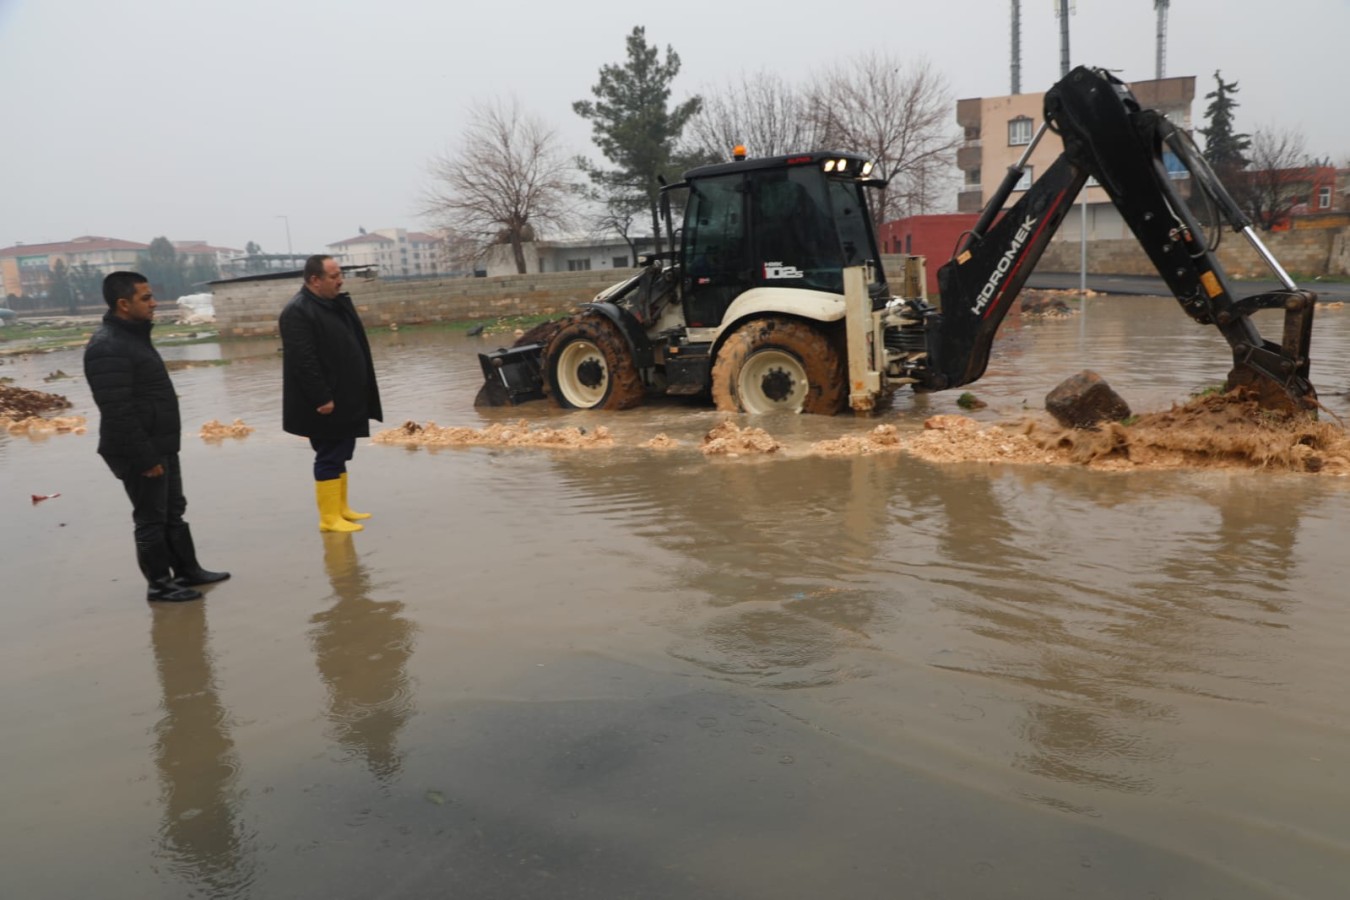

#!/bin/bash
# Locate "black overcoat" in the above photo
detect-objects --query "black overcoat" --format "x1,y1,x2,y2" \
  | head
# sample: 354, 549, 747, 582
83, 313, 182, 479
278, 288, 383, 439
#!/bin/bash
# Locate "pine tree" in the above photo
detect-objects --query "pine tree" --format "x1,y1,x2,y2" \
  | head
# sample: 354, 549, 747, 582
573, 26, 701, 256
1198, 70, 1250, 170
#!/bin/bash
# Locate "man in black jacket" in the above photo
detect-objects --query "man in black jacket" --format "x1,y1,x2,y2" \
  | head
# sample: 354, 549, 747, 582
84, 272, 230, 602
279, 255, 383, 532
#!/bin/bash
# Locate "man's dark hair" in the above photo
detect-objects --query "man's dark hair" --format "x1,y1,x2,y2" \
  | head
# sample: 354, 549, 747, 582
102, 271, 148, 308
304, 255, 335, 282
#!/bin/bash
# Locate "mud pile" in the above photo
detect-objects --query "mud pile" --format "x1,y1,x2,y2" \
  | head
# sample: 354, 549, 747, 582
199, 419, 254, 441
902, 415, 1062, 465
1, 384, 71, 418
700, 421, 780, 456
641, 434, 680, 450
372, 419, 614, 449
811, 424, 904, 457
899, 393, 1350, 475
3, 415, 85, 435
1023, 393, 1350, 474
0, 384, 83, 434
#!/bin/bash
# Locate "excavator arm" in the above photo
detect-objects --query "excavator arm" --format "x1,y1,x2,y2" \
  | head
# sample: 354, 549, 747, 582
921, 66, 1316, 412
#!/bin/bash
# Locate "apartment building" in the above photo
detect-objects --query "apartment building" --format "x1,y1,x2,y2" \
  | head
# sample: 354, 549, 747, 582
0, 235, 149, 298
955, 75, 1196, 241
327, 228, 447, 278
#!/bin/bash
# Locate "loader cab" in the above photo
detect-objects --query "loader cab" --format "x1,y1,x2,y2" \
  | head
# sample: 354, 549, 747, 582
675, 151, 888, 328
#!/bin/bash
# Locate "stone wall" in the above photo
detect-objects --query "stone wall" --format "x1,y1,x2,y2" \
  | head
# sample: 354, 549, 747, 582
213, 232, 1349, 340
1038, 226, 1349, 278
214, 269, 640, 338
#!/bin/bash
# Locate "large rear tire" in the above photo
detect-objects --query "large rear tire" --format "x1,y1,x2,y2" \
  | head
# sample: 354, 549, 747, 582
711, 317, 846, 415
542, 316, 644, 410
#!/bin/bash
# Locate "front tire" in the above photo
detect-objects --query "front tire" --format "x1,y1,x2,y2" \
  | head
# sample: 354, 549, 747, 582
711, 317, 845, 415
543, 316, 644, 410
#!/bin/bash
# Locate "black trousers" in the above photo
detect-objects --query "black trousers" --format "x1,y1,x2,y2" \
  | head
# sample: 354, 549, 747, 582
310, 436, 356, 481
120, 452, 188, 547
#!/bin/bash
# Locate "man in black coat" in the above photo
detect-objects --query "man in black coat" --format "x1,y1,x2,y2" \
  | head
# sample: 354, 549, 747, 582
84, 272, 230, 602
279, 255, 383, 532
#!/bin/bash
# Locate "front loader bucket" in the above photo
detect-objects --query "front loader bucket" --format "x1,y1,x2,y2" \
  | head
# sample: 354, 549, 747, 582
476, 343, 546, 406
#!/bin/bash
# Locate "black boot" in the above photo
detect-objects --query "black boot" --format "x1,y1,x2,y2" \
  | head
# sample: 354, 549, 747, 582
166, 523, 230, 586
137, 541, 203, 602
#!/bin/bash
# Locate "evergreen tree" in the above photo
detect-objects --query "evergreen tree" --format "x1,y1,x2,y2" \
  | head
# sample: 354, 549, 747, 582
137, 236, 187, 300
1198, 70, 1250, 170
573, 26, 701, 255
48, 259, 76, 314
69, 261, 104, 308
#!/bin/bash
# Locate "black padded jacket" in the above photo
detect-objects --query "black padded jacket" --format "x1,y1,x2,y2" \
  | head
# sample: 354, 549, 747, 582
83, 313, 181, 478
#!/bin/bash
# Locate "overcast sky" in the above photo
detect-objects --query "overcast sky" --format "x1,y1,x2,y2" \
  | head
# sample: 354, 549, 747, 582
2, 0, 1346, 254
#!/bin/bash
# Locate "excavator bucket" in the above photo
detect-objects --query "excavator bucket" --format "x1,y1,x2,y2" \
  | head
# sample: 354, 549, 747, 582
476, 344, 546, 406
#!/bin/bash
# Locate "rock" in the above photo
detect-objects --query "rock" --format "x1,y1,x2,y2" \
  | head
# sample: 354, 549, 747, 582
1021, 292, 1072, 317
1045, 370, 1131, 428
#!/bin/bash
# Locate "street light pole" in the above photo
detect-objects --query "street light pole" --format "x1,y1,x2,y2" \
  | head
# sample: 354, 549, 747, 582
276, 215, 293, 256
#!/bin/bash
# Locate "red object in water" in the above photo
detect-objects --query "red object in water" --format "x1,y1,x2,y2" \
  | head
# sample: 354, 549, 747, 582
31, 493, 61, 504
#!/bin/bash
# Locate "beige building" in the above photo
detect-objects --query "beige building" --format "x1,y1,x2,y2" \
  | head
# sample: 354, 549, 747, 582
0, 235, 149, 298
481, 236, 656, 277
955, 75, 1196, 241
327, 228, 447, 278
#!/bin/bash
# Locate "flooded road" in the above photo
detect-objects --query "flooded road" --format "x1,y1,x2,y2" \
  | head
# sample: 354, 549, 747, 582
3, 296, 1350, 898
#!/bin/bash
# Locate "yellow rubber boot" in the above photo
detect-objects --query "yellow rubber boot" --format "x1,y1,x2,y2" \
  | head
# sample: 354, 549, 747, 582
316, 479, 363, 532
339, 472, 371, 521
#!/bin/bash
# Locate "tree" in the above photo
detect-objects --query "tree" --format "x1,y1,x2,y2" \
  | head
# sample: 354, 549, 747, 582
69, 261, 104, 308
185, 255, 220, 288
48, 259, 76, 314
1198, 70, 1250, 172
138, 236, 187, 300
685, 70, 821, 160
803, 53, 959, 223
574, 26, 702, 256
423, 97, 578, 275
1236, 126, 1313, 231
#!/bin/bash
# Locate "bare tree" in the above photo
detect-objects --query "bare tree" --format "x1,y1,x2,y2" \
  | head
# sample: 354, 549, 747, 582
424, 98, 578, 274
804, 53, 960, 223
1237, 125, 1311, 231
685, 70, 822, 160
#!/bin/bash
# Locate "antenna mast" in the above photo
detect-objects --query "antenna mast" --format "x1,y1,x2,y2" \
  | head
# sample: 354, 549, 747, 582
1155, 0, 1170, 79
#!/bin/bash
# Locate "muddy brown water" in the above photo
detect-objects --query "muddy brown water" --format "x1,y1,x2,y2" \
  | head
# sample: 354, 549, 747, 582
3, 296, 1350, 899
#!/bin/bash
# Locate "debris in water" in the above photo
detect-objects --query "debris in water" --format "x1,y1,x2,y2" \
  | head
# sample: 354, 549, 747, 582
1, 384, 72, 417
2, 414, 85, 436
31, 493, 61, 504
811, 424, 903, 457
199, 418, 255, 440
700, 421, 780, 456
373, 418, 614, 449
640, 433, 680, 450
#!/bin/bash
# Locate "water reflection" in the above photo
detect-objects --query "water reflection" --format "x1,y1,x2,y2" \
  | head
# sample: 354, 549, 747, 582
150, 603, 256, 898
309, 534, 417, 784
547, 445, 1326, 799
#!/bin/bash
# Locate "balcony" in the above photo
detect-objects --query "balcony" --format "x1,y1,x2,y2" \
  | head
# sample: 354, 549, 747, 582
958, 189, 985, 213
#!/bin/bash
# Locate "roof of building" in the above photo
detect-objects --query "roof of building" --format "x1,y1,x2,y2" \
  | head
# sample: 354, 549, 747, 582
173, 241, 243, 255
329, 233, 396, 247
406, 231, 443, 243
0, 235, 151, 258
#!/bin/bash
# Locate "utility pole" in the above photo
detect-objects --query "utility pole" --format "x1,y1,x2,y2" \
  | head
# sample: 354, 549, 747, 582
1055, 0, 1074, 78
1010, 0, 1021, 94
276, 215, 293, 256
